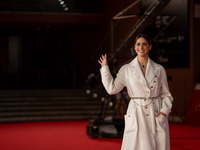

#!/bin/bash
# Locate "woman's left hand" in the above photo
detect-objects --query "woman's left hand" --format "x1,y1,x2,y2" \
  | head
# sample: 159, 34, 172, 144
155, 111, 167, 117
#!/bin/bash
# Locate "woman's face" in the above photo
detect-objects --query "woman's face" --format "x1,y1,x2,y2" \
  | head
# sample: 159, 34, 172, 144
135, 37, 151, 58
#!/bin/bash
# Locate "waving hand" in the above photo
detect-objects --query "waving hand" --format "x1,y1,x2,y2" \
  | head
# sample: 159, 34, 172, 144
98, 54, 108, 67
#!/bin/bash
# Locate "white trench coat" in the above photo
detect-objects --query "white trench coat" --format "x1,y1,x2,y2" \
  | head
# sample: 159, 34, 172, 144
100, 57, 173, 150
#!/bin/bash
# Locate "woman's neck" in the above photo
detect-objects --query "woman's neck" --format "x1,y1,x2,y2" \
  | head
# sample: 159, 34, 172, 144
137, 56, 148, 66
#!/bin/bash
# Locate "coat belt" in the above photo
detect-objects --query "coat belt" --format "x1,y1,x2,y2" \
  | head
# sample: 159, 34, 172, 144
130, 96, 158, 101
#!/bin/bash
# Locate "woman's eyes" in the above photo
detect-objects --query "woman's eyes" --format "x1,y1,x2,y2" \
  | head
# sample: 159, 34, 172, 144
136, 43, 147, 46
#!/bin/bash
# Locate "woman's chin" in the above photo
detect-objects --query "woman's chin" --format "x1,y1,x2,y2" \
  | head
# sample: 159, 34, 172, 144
137, 53, 147, 57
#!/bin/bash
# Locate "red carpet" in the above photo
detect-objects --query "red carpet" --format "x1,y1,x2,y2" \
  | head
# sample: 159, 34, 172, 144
170, 123, 200, 150
0, 121, 121, 150
184, 87, 200, 126
0, 121, 200, 150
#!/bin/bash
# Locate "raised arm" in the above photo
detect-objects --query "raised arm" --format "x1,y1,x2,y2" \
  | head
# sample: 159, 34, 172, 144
98, 54, 125, 95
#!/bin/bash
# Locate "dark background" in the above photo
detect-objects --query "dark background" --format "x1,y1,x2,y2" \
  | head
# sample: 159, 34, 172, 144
0, 0, 199, 118
0, 0, 190, 89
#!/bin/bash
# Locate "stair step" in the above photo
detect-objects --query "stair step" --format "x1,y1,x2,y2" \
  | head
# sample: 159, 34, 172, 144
0, 105, 102, 111
0, 89, 114, 123
0, 101, 101, 106
0, 96, 95, 101
0, 89, 102, 97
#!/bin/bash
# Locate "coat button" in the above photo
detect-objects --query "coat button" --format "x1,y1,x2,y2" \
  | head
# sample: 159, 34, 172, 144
153, 80, 156, 83
151, 86, 153, 88
145, 106, 148, 109
146, 114, 149, 116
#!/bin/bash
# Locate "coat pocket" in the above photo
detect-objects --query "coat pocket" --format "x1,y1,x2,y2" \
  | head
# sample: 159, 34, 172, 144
156, 115, 167, 125
124, 113, 137, 133
156, 115, 167, 132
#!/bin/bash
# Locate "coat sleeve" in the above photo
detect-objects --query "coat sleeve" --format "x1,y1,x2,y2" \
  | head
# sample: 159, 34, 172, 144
159, 67, 173, 116
100, 65, 125, 95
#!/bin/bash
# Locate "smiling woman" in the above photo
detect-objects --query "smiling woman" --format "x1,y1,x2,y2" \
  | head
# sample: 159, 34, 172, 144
98, 33, 173, 150
134, 34, 152, 75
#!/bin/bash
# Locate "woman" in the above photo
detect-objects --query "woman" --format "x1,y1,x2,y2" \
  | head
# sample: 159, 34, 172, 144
98, 34, 173, 150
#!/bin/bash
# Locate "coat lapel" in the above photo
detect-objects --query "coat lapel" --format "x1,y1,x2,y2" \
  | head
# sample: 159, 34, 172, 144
130, 57, 159, 87
130, 57, 148, 87
145, 59, 159, 84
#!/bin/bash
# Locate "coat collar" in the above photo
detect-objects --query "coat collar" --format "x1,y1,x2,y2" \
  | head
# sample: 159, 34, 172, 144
129, 56, 159, 86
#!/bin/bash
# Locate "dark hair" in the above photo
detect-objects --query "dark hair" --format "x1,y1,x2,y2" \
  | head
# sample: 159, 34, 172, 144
134, 33, 152, 45
133, 33, 159, 63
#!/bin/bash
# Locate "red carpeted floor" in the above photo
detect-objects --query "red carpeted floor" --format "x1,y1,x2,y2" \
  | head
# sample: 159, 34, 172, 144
0, 121, 200, 150
170, 123, 200, 150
